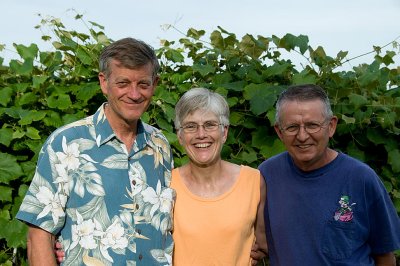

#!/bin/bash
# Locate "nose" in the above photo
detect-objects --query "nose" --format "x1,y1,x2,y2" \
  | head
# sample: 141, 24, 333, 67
296, 125, 310, 141
127, 84, 141, 100
196, 125, 207, 138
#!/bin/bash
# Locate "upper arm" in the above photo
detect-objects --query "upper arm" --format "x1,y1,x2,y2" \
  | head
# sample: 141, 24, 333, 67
254, 174, 268, 254
372, 252, 396, 266
27, 225, 57, 266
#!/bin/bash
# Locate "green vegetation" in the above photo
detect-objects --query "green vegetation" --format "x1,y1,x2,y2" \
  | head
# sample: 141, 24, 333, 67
0, 14, 399, 264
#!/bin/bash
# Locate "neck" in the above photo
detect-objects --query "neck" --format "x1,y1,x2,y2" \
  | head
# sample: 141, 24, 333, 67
187, 160, 225, 184
104, 104, 137, 152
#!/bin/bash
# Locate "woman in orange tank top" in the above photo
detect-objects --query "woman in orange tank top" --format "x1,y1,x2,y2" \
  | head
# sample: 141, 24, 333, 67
172, 87, 267, 265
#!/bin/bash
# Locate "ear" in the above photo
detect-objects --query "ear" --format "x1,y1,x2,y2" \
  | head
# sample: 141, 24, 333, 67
274, 124, 284, 140
99, 72, 108, 95
328, 116, 338, 138
222, 125, 229, 143
177, 130, 185, 146
152, 75, 160, 88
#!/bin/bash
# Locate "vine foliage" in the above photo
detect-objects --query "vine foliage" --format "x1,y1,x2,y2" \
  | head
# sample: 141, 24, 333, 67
0, 15, 399, 264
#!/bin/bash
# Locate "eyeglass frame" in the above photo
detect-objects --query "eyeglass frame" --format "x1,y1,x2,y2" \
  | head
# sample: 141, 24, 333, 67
179, 121, 224, 133
279, 118, 332, 136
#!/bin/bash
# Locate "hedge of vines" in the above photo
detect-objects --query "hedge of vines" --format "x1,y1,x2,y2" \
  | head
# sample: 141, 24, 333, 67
0, 15, 399, 264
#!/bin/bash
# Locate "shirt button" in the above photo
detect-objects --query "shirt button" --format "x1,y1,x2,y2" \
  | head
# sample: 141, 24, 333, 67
139, 254, 143, 260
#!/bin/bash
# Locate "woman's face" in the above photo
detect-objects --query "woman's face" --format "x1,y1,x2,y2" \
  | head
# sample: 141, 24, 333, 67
178, 109, 228, 168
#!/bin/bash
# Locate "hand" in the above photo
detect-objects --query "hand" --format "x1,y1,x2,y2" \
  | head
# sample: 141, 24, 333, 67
250, 242, 267, 265
54, 241, 65, 264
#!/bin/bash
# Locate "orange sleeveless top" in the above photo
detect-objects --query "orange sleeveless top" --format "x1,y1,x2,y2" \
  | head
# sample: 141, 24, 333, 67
171, 166, 260, 266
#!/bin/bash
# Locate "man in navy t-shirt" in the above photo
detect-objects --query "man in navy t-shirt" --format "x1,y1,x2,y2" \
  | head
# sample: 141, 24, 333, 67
258, 84, 400, 265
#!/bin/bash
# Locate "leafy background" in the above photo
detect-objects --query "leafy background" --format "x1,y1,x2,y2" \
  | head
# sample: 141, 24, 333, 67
0, 15, 399, 264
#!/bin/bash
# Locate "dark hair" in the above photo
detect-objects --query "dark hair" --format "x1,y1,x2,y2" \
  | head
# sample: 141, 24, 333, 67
275, 84, 333, 124
99, 37, 160, 78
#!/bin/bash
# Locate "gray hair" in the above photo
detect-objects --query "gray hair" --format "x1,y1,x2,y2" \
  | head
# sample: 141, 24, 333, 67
275, 84, 333, 125
174, 87, 230, 129
99, 37, 160, 78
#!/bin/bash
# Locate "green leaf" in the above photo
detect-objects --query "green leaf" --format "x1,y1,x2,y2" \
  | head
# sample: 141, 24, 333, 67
19, 110, 47, 126
32, 75, 49, 89
210, 30, 224, 48
388, 149, 400, 173
220, 81, 246, 92
12, 129, 25, 139
0, 186, 12, 201
0, 153, 23, 184
263, 62, 292, 77
187, 28, 206, 39
76, 46, 93, 65
230, 111, 245, 126
235, 150, 258, 164
260, 138, 286, 158
9, 58, 34, 75
244, 84, 280, 115
164, 49, 185, 63
74, 82, 101, 103
0, 128, 13, 146
0, 87, 13, 107
346, 142, 365, 162
239, 34, 266, 59
213, 72, 232, 85
26, 127, 41, 140
341, 114, 356, 124
278, 33, 309, 54
292, 70, 318, 85
14, 43, 39, 59
18, 92, 37, 106
0, 218, 27, 248
348, 93, 368, 110
192, 64, 215, 77
47, 93, 72, 110
169, 72, 192, 85
366, 128, 387, 145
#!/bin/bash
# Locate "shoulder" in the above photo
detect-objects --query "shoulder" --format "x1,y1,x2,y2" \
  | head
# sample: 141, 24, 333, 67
239, 165, 261, 186
337, 153, 378, 178
258, 152, 287, 169
141, 121, 170, 144
45, 115, 94, 146
241, 165, 260, 175
338, 153, 386, 196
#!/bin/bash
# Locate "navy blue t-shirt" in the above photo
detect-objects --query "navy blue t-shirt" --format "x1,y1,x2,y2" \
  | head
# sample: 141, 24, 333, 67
259, 152, 400, 265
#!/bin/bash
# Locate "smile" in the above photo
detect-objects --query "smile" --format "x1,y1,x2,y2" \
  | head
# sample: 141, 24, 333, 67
194, 143, 211, 148
296, 144, 312, 149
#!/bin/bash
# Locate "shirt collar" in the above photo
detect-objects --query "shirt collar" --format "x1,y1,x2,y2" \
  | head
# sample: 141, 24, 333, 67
92, 103, 154, 152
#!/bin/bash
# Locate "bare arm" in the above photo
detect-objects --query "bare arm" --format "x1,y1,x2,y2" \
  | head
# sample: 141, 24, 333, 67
27, 224, 57, 266
251, 174, 268, 265
373, 252, 396, 266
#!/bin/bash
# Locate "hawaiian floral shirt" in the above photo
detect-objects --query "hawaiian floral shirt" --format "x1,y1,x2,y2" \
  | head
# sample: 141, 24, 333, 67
16, 103, 175, 266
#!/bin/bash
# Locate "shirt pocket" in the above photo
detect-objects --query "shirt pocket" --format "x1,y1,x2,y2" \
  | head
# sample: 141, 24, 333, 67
321, 220, 355, 260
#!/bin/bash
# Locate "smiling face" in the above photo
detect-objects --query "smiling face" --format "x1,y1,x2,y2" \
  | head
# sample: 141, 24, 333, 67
99, 59, 158, 127
178, 109, 228, 168
275, 99, 338, 171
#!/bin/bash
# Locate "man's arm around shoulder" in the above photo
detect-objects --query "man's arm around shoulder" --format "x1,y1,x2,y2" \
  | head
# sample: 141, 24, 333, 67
27, 224, 57, 266
373, 252, 396, 266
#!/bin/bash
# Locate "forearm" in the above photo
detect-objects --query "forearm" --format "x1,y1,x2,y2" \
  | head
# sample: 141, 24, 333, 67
373, 252, 396, 266
27, 225, 57, 266
255, 175, 268, 255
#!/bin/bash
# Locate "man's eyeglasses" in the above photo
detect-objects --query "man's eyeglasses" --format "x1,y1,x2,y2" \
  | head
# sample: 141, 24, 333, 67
180, 121, 222, 133
280, 120, 330, 136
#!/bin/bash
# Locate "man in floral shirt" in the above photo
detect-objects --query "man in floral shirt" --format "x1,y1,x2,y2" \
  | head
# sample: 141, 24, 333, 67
16, 37, 175, 265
